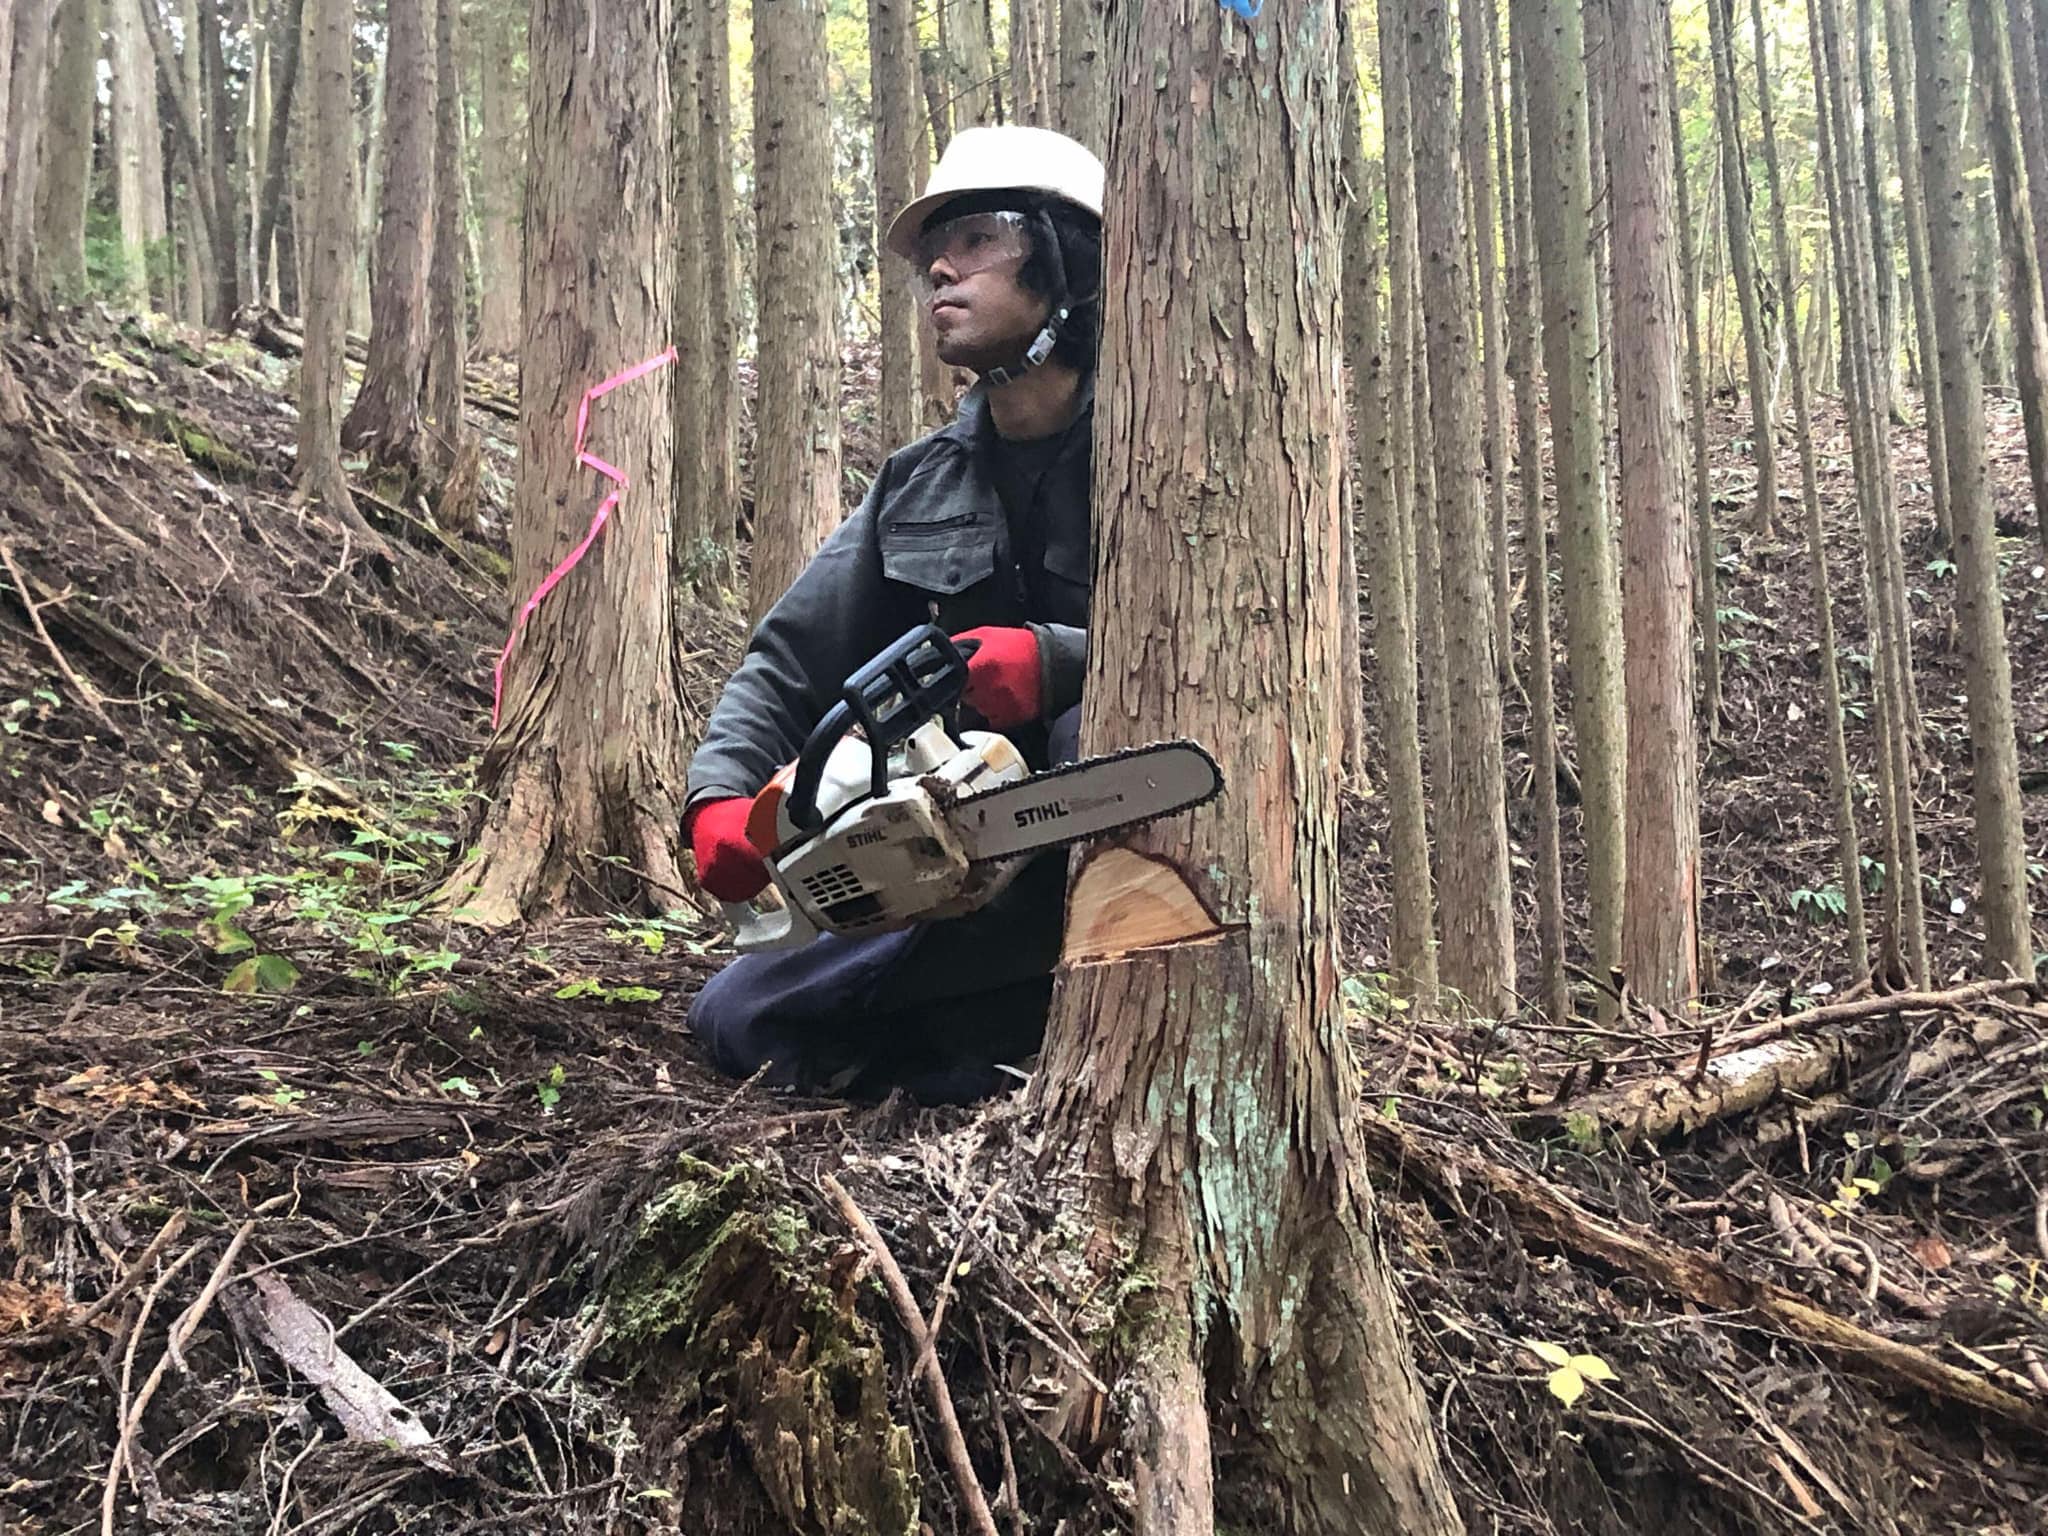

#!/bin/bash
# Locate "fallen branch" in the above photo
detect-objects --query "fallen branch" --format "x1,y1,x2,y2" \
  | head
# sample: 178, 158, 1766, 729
1527, 979, 2036, 1143
0, 541, 120, 733
823, 1173, 1001, 1536
1359, 1115, 2048, 1439
237, 1271, 449, 1469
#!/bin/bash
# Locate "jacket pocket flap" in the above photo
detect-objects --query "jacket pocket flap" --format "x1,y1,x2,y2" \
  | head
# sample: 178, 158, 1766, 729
880, 538, 997, 596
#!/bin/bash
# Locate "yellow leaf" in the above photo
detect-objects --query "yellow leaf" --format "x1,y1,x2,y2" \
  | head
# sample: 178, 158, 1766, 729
1570, 1354, 1617, 1384
1524, 1339, 1573, 1369
1547, 1366, 1587, 1406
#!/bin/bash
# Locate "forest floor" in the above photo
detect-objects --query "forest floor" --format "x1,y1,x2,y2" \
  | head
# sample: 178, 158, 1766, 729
2, 310, 2046, 1535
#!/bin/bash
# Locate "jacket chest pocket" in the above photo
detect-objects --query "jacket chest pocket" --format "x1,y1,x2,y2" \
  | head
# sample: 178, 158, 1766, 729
879, 531, 998, 596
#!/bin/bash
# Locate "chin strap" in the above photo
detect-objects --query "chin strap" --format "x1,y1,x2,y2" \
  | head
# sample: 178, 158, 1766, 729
983, 206, 1086, 389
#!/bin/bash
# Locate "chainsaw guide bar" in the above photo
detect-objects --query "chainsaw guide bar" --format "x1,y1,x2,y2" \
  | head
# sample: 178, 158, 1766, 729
947, 739, 1224, 865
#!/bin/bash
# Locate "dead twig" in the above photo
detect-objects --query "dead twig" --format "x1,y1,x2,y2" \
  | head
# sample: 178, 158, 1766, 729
0, 540, 118, 732
824, 1173, 1001, 1536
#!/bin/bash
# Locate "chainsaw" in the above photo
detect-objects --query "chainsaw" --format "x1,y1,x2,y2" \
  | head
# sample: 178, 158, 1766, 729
722, 625, 1222, 953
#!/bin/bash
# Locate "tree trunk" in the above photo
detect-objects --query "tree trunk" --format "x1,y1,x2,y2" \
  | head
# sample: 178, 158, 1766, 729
1916, 0, 2036, 975
424, 0, 466, 481
36, 0, 99, 303
1409, 0, 1515, 1018
1882, 0, 1954, 546
1855, 0, 1898, 396
870, 0, 921, 449
698, 0, 740, 560
1811, 0, 1928, 982
341, 0, 436, 476
1706, 0, 1779, 538
1009, 0, 1045, 127
457, 0, 689, 925
919, 43, 952, 157
1340, 0, 1436, 1004
474, 0, 523, 355
1, 0, 56, 324
1509, 2, 1570, 1026
1971, 0, 2048, 552
944, 0, 995, 128
1461, 0, 1514, 694
1750, 0, 1871, 979
110, 0, 170, 309
251, 0, 304, 315
1058, 0, 1107, 152
671, 0, 711, 578
198, 0, 242, 316
2007, 0, 2048, 341
1671, 26, 1723, 739
1609, 0, 1699, 1011
1515, 0, 1630, 998
297, 0, 362, 532
750, 0, 843, 626
1031, 3, 1467, 1527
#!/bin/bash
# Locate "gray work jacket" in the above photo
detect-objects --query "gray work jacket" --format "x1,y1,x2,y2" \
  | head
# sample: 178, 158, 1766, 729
685, 380, 1093, 812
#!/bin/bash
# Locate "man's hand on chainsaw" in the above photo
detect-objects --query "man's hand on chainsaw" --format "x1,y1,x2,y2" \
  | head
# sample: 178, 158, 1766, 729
686, 797, 771, 903
953, 626, 1042, 730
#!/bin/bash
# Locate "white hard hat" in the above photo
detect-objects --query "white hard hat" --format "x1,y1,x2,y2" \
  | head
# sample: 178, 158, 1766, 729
885, 126, 1105, 261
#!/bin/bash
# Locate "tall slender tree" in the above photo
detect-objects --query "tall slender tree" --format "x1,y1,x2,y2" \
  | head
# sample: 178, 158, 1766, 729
944, 0, 996, 127
298, 0, 363, 537
1671, 27, 1723, 736
474, 0, 524, 355
1032, 1, 1465, 1523
1751, 0, 1871, 978
1411, 0, 1516, 1016
870, 0, 922, 449
457, 0, 689, 923
1916, 0, 2036, 975
253, 0, 304, 311
342, 0, 438, 476
36, 0, 100, 302
1058, 0, 1108, 150
1707, 0, 1780, 538
2, 0, 57, 326
699, 0, 741, 564
1461, 0, 1514, 690
110, 0, 172, 310
750, 0, 844, 625
1610, 0, 1699, 1009
1515, 0, 1630, 996
2008, 0, 2048, 289
671, 0, 713, 580
425, 0, 467, 482
1340, 1, 1436, 1003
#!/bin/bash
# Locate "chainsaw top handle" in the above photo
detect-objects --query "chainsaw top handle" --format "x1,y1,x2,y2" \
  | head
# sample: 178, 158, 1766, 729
786, 625, 971, 833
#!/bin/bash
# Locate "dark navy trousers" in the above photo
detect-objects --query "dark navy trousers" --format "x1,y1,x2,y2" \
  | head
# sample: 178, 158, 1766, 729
687, 710, 1080, 1104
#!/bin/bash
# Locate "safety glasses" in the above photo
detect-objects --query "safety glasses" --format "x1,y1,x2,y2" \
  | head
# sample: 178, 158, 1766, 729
909, 210, 1030, 297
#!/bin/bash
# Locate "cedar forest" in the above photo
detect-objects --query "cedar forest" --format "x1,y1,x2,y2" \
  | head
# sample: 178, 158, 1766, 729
6, 0, 2048, 1531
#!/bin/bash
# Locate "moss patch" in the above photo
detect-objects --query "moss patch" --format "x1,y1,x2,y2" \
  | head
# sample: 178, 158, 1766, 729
606, 1156, 919, 1536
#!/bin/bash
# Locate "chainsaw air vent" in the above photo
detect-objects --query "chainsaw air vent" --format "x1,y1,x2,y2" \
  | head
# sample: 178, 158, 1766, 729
802, 864, 869, 904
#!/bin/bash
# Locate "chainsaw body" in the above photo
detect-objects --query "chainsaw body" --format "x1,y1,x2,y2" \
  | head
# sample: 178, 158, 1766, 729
721, 626, 1222, 954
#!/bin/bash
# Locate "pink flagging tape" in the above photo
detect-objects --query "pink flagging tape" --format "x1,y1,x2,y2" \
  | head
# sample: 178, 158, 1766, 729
491, 345, 677, 729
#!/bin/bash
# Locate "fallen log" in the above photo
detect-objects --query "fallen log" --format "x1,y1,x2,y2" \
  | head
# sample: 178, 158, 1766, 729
1526, 979, 2037, 1143
247, 309, 519, 423
1359, 1113, 2048, 1439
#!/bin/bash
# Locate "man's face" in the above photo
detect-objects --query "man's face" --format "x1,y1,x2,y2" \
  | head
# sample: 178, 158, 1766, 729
913, 209, 1053, 372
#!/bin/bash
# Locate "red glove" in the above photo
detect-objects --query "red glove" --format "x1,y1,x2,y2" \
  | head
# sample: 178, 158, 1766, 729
954, 626, 1042, 730
686, 796, 771, 903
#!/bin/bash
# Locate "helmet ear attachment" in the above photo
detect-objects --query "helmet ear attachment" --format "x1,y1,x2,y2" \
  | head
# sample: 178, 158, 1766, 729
983, 306, 1069, 388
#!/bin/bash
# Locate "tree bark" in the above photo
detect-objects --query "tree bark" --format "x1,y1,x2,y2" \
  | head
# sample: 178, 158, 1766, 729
110, 0, 171, 309
456, 0, 689, 924
1750, 0, 1871, 980
1515, 0, 1630, 998
1812, 0, 1928, 982
750, 0, 843, 626
2007, 0, 2048, 347
37, 0, 100, 303
1671, 26, 1723, 738
255, 0, 305, 317
1881, 0, 1954, 546
1340, 0, 1436, 1004
341, 0, 436, 476
198, 0, 242, 316
1609, 0, 1699, 1011
1509, 3, 1570, 1027
1706, 0, 1779, 538
1915, 0, 2036, 976
1971, 0, 2048, 552
1409, 0, 1515, 1018
1057, 0, 1107, 152
474, 0, 523, 356
297, 0, 364, 536
0, 0, 55, 324
698, 0, 740, 559
1009, 0, 1045, 127
943, 0, 996, 129
1031, 3, 1466, 1527
424, 0, 466, 481
870, 0, 921, 449
671, 0, 711, 578
1461, 0, 1515, 694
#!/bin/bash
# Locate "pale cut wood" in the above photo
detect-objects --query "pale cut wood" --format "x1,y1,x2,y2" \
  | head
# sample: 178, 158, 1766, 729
1061, 849, 1223, 965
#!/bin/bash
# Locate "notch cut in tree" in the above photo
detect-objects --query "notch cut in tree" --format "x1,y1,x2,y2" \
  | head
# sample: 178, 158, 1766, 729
448, 0, 693, 925
1028, 4, 1463, 1531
